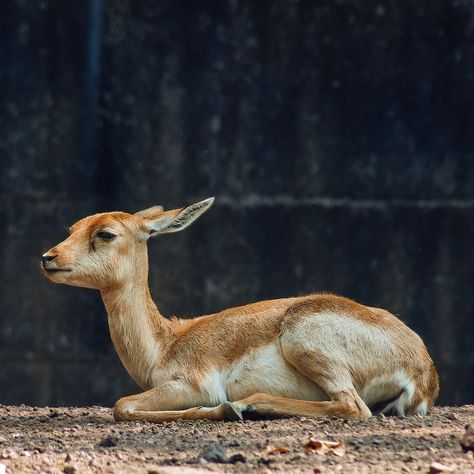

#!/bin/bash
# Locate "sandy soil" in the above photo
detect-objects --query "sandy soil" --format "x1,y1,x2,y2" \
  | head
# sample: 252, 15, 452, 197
0, 404, 473, 473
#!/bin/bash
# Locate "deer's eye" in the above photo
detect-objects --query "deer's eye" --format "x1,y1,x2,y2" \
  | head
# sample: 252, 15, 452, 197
96, 231, 116, 241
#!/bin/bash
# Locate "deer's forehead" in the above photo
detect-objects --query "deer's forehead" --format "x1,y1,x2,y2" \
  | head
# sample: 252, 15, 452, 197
70, 212, 137, 234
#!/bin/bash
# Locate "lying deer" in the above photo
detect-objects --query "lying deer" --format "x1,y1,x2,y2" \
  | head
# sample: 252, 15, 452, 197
42, 198, 439, 422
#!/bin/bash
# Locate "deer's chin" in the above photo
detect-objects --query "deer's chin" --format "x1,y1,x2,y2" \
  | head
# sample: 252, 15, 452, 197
43, 268, 71, 282
42, 269, 95, 288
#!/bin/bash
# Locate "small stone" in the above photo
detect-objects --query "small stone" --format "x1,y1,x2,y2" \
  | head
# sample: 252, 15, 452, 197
461, 424, 474, 452
199, 444, 227, 463
49, 411, 60, 418
228, 453, 246, 464
258, 457, 273, 466
428, 461, 454, 473
63, 466, 77, 474
0, 450, 17, 460
64, 453, 72, 462
446, 413, 459, 421
98, 436, 118, 448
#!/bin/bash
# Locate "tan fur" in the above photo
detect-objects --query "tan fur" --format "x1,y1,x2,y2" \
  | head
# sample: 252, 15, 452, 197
41, 198, 439, 422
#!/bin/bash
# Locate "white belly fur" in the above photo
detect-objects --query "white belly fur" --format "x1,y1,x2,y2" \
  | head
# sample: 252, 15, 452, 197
201, 342, 329, 405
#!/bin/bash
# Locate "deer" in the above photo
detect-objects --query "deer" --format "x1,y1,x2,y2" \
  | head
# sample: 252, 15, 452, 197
41, 197, 439, 423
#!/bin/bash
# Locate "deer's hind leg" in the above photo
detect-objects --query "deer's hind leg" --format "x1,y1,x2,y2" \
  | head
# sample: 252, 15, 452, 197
225, 334, 372, 420
277, 347, 371, 419
232, 386, 370, 420
247, 317, 373, 420
228, 346, 372, 419
225, 346, 372, 420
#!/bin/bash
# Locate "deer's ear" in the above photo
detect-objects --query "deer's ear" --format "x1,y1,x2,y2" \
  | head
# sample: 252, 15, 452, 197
139, 197, 214, 239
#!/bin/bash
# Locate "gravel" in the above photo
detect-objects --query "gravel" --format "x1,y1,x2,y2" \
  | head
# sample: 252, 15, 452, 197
0, 404, 473, 473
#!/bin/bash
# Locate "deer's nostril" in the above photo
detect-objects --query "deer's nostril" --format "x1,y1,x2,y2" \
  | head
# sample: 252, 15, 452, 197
42, 254, 57, 264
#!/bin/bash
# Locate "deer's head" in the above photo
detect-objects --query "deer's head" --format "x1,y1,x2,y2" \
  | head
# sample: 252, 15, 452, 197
41, 198, 214, 290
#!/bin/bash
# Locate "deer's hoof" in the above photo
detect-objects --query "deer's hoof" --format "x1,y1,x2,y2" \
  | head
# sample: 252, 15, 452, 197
222, 402, 243, 421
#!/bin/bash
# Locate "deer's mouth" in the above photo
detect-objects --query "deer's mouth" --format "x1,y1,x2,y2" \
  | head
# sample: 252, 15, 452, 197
45, 268, 73, 273
42, 265, 73, 274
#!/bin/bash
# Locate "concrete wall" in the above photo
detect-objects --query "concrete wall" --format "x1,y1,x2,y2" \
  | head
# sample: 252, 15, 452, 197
1, 0, 473, 406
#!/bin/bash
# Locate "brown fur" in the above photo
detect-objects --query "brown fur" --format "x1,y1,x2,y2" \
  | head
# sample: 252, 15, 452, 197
168, 299, 293, 366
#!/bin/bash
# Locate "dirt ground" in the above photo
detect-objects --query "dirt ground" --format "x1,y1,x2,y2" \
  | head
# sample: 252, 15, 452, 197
0, 404, 473, 474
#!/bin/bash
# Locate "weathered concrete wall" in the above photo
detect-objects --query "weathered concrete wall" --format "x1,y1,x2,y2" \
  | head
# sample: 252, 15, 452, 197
0, 0, 473, 406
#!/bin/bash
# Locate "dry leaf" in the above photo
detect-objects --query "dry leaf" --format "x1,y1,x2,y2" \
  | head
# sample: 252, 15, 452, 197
271, 447, 289, 454
332, 445, 346, 457
304, 439, 345, 457
263, 446, 290, 455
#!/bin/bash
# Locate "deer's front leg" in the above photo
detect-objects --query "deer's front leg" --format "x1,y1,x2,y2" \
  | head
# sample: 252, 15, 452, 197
113, 381, 243, 423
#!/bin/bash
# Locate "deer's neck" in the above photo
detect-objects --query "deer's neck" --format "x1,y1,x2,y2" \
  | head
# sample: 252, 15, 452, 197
100, 277, 173, 390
